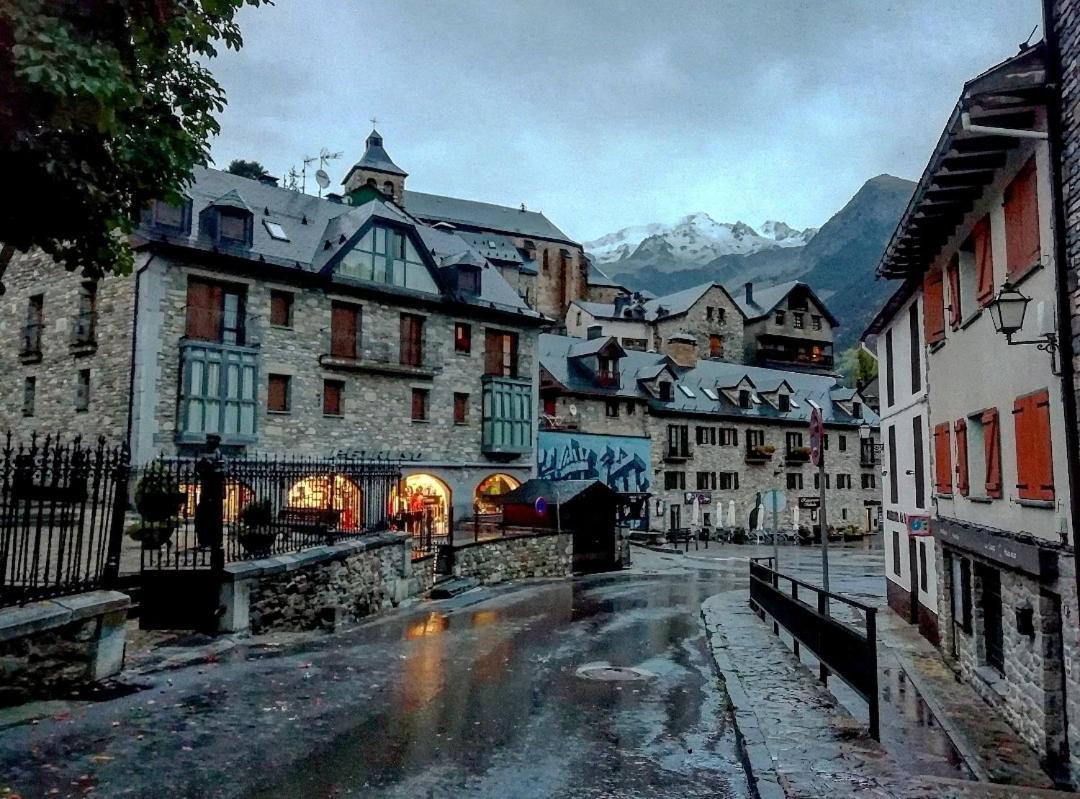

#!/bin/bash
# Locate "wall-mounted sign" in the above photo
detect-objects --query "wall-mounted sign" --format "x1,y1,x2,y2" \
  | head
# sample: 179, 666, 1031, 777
684, 491, 712, 505
534, 497, 548, 516
907, 515, 931, 536
798, 496, 821, 510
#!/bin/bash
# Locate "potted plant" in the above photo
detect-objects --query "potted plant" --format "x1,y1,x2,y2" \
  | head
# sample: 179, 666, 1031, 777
237, 499, 277, 557
786, 446, 812, 461
750, 443, 775, 459
134, 463, 186, 523
127, 464, 185, 549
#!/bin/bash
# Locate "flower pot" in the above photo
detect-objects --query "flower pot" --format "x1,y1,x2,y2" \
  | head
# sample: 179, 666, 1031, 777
239, 531, 277, 559
127, 523, 176, 550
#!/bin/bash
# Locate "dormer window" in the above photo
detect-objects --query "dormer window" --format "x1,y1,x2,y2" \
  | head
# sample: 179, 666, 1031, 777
457, 265, 481, 295
337, 224, 438, 294
739, 389, 751, 409
147, 198, 192, 234
852, 401, 862, 418
659, 381, 673, 402
219, 209, 249, 245
778, 394, 791, 412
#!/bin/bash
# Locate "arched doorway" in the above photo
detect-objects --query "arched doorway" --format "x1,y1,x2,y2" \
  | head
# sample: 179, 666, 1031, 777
396, 474, 451, 537
474, 474, 520, 515
286, 474, 363, 530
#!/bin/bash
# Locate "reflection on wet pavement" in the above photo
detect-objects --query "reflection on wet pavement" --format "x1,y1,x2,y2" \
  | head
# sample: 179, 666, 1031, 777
242, 572, 749, 798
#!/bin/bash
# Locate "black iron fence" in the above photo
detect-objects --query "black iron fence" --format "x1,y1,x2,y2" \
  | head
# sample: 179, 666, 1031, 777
748, 556, 880, 740
136, 443, 404, 571
0, 434, 130, 607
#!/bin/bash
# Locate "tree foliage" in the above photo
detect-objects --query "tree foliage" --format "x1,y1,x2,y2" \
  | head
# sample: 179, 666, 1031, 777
837, 345, 879, 388
226, 158, 267, 180
0, 0, 266, 289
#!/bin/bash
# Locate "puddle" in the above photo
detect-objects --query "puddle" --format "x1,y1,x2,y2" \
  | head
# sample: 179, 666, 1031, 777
575, 662, 658, 682
878, 666, 972, 780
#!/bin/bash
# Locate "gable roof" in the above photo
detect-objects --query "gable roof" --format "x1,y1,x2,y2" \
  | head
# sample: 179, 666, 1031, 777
136, 167, 544, 322
539, 333, 877, 427
571, 282, 740, 323
403, 190, 575, 244
733, 280, 840, 326
344, 129, 408, 179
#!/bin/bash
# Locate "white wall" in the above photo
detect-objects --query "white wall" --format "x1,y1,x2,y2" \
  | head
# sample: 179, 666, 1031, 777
879, 290, 937, 613
565, 304, 650, 343
927, 138, 1072, 547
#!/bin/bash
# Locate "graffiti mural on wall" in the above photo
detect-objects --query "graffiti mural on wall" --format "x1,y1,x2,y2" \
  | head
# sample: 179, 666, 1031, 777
537, 431, 651, 494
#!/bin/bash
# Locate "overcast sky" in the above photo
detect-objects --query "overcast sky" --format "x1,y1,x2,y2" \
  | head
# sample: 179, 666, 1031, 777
207, 0, 1043, 242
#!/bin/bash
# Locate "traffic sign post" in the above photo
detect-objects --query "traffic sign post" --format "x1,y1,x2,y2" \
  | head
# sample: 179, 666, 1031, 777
809, 408, 831, 601
761, 489, 786, 569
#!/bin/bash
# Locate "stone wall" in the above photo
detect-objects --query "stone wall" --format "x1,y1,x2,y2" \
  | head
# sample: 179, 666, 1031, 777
935, 542, 1077, 776
222, 533, 411, 635
521, 239, 588, 322
0, 248, 137, 441
452, 531, 572, 585
653, 285, 744, 363
0, 591, 130, 707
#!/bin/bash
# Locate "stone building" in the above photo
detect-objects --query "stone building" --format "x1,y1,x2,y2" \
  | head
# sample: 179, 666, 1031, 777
565, 282, 746, 364
565, 279, 838, 374
538, 332, 880, 534
873, 41, 1080, 783
341, 130, 589, 321
0, 166, 548, 533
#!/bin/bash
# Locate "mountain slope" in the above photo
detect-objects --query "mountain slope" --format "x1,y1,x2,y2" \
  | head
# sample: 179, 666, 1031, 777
592, 174, 915, 348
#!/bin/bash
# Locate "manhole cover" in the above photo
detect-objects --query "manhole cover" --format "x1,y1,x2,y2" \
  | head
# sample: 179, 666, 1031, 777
575, 662, 657, 682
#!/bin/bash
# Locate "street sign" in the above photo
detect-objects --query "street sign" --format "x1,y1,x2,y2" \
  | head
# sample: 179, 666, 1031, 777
534, 496, 548, 516
907, 514, 931, 536
798, 496, 821, 510
761, 489, 786, 513
809, 408, 825, 466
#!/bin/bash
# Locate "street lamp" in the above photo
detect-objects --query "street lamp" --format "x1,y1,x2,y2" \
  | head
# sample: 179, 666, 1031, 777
986, 282, 1059, 373
859, 421, 885, 454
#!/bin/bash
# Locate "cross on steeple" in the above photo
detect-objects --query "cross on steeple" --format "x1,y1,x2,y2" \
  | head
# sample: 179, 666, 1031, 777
370, 116, 378, 128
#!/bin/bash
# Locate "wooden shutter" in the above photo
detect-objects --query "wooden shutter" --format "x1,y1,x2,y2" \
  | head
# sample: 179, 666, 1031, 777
186, 279, 222, 341
454, 393, 468, 424
484, 330, 502, 375
1013, 389, 1054, 501
400, 314, 423, 366
933, 422, 952, 494
270, 292, 292, 327
323, 381, 342, 416
923, 267, 946, 344
982, 408, 1002, 498
972, 216, 994, 307
330, 304, 358, 358
947, 257, 962, 330
954, 418, 969, 496
267, 375, 289, 412
1004, 158, 1041, 281
411, 388, 427, 420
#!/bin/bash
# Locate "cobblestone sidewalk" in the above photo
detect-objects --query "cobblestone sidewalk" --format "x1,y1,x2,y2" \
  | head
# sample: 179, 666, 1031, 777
702, 590, 1071, 799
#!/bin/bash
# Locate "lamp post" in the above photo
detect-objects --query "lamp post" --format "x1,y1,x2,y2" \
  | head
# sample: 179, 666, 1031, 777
986, 282, 1059, 374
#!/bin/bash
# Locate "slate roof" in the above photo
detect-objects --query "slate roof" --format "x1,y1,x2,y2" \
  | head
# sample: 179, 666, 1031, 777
500, 479, 614, 506
573, 282, 729, 323
733, 280, 840, 326
539, 333, 877, 427
586, 258, 623, 288
403, 190, 574, 243
347, 129, 407, 177
137, 167, 544, 322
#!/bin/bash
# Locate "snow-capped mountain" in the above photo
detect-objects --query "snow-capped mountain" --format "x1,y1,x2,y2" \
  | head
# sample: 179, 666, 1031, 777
584, 213, 817, 268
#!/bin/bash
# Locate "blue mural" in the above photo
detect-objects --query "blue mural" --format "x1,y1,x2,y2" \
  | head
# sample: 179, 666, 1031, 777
537, 431, 651, 494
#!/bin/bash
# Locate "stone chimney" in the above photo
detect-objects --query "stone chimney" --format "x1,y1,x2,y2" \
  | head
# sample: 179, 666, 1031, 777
587, 324, 604, 340
663, 333, 698, 367
744, 281, 754, 305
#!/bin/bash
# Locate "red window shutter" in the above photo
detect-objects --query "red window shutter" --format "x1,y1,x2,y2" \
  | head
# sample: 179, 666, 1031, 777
933, 422, 952, 494
411, 388, 427, 421
267, 375, 289, 412
330, 304, 358, 358
323, 381, 342, 416
400, 314, 424, 366
484, 330, 502, 375
982, 408, 1002, 498
186, 279, 222, 341
1013, 389, 1054, 501
972, 216, 994, 307
1004, 158, 1041, 281
923, 268, 946, 344
947, 258, 962, 330
954, 419, 969, 495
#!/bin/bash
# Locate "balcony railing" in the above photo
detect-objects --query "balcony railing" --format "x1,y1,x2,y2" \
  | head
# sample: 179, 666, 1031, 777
20, 322, 42, 362
664, 444, 692, 462
320, 340, 444, 377
482, 375, 532, 457
596, 369, 620, 388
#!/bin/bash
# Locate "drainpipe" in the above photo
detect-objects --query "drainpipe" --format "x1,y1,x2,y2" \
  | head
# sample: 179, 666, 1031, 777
125, 254, 155, 456
960, 110, 1048, 140
1040, 0, 1080, 612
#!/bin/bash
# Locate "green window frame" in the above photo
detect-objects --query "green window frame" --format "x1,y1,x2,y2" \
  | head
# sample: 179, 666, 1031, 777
337, 224, 439, 294
178, 342, 258, 442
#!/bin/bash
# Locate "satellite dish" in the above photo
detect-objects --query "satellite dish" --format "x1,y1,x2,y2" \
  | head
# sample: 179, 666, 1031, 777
315, 169, 331, 189
568, 404, 578, 417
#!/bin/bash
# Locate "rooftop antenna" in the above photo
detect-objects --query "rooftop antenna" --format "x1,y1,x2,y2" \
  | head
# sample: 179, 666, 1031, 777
1019, 25, 1038, 51
315, 148, 342, 197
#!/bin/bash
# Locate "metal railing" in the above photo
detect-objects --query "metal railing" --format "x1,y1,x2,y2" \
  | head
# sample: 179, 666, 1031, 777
20, 322, 43, 359
748, 556, 880, 740
0, 433, 130, 607
137, 441, 404, 571
71, 312, 97, 347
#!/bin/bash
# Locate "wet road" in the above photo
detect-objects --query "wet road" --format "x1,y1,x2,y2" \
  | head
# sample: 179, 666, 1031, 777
0, 568, 750, 798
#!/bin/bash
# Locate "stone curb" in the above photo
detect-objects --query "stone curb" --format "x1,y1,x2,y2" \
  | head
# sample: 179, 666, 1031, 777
221, 532, 403, 582
0, 590, 131, 643
700, 593, 786, 799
